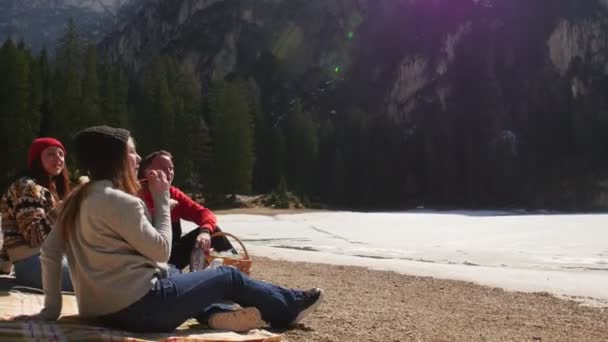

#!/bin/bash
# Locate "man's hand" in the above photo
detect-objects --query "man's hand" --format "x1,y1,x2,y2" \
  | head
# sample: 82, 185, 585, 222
195, 231, 211, 252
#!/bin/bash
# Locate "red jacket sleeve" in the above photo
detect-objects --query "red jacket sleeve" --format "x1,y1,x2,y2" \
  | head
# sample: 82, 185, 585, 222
141, 189, 155, 216
170, 187, 216, 232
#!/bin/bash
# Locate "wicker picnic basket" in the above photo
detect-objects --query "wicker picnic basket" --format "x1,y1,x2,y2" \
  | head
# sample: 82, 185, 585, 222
205, 232, 252, 275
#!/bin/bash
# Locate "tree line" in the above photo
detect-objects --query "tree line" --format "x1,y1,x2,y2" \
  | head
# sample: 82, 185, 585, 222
0, 21, 395, 209
2, 15, 608, 210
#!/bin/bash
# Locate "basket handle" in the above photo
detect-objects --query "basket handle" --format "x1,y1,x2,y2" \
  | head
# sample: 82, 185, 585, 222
210, 232, 249, 259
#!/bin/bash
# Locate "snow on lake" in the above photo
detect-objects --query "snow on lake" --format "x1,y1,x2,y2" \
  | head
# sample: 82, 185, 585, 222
183, 211, 608, 306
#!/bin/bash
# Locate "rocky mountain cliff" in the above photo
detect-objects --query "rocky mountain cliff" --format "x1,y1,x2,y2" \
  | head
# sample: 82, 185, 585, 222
102, 0, 608, 118
100, 0, 608, 207
0, 0, 130, 52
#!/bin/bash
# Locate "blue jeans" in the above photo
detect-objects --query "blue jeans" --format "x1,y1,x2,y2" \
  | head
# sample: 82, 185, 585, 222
13, 253, 73, 292
98, 266, 304, 333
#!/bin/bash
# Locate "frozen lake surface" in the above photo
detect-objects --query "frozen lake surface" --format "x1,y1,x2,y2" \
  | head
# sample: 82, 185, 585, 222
184, 211, 608, 306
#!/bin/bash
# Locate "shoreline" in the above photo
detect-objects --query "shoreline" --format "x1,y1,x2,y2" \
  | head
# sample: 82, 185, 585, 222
252, 257, 608, 341
212, 206, 608, 216
205, 210, 608, 307
244, 245, 608, 308
213, 207, 326, 216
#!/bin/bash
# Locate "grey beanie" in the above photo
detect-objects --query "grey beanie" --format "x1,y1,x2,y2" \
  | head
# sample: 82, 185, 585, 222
74, 125, 130, 144
73, 126, 132, 175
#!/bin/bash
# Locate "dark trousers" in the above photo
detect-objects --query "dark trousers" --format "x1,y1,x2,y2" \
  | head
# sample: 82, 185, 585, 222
168, 223, 235, 269
98, 266, 303, 333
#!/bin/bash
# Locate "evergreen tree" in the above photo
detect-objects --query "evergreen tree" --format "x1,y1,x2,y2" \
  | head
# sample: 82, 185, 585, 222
193, 117, 214, 192
328, 148, 345, 205
99, 61, 130, 128
139, 57, 175, 154
155, 76, 175, 150
38, 48, 53, 136
208, 80, 255, 195
81, 45, 102, 127
112, 67, 131, 128
99, 60, 116, 126
52, 19, 83, 140
285, 100, 318, 197
28, 51, 43, 134
269, 126, 287, 190
252, 95, 270, 193
270, 176, 290, 208
252, 92, 286, 193
316, 119, 337, 203
340, 107, 371, 207
172, 67, 203, 187
0, 39, 37, 186
136, 57, 210, 189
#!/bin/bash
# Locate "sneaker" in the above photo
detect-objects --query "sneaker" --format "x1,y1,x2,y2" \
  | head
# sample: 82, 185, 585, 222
208, 307, 266, 332
291, 288, 324, 325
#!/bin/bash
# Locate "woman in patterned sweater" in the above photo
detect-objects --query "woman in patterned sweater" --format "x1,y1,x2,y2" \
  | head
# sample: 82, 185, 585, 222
0, 137, 73, 290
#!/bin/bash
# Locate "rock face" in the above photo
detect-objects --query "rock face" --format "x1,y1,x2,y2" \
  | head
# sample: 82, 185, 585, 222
3, 0, 128, 13
0, 0, 130, 52
101, 1, 363, 78
97, 0, 608, 208
101, 0, 608, 109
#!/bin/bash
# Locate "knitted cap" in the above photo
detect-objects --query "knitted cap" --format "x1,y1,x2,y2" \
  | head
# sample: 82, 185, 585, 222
27, 137, 66, 169
73, 126, 131, 174
75, 126, 130, 144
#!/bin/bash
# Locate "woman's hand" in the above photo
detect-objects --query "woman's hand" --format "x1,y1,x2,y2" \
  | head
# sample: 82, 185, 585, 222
147, 170, 170, 195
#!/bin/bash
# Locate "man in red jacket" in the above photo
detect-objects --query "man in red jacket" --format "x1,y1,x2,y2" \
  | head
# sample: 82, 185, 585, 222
138, 150, 233, 269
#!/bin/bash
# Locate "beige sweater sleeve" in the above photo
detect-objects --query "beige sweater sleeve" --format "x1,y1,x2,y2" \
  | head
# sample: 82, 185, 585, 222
39, 222, 65, 320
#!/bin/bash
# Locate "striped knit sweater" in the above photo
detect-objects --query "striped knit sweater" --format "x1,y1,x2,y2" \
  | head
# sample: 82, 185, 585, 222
0, 177, 57, 262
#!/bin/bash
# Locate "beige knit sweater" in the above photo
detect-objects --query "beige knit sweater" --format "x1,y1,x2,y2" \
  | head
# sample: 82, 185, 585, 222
40, 180, 171, 320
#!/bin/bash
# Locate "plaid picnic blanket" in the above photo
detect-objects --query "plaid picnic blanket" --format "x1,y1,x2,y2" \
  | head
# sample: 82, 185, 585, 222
0, 287, 283, 342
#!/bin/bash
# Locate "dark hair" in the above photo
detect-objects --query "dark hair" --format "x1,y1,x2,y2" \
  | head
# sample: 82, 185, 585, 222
59, 133, 140, 240
137, 150, 173, 180
28, 157, 71, 201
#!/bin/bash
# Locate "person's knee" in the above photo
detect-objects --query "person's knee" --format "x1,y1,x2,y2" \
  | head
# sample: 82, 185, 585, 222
222, 265, 247, 275
217, 265, 240, 277
215, 265, 247, 289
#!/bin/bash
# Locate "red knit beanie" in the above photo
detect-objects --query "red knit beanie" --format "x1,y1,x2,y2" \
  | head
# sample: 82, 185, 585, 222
27, 137, 66, 169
